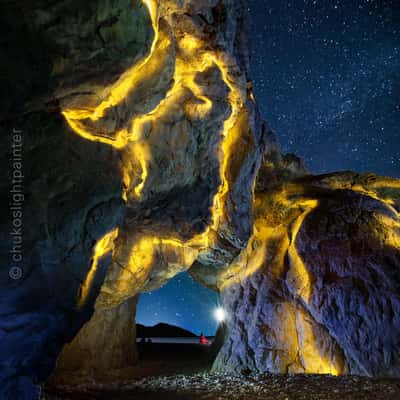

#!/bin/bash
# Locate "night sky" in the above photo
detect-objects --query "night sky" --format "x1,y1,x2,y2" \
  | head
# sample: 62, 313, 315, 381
137, 0, 400, 335
250, 0, 399, 177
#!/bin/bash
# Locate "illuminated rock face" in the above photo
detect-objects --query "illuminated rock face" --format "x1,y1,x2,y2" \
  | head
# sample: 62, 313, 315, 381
0, 0, 400, 397
58, 0, 263, 307
212, 173, 400, 376
0, 0, 263, 395
49, 297, 138, 385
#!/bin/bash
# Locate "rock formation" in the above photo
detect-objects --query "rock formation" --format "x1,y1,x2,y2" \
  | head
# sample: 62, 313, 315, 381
51, 296, 138, 385
211, 172, 400, 376
0, 0, 399, 398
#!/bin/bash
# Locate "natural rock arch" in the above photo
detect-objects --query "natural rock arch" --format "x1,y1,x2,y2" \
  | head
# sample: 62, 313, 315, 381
51, 171, 400, 382
0, 0, 399, 398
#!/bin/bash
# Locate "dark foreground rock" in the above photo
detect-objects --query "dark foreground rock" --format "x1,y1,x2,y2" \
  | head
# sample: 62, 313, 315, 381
43, 373, 400, 400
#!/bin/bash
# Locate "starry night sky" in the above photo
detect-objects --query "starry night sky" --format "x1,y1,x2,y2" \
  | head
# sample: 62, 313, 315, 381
137, 0, 400, 335
250, 0, 399, 177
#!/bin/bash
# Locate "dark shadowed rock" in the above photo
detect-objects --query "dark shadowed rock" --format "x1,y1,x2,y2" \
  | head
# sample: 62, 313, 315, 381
48, 297, 138, 386
0, 111, 125, 397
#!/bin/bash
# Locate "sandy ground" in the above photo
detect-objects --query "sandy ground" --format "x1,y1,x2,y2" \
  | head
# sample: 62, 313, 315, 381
44, 343, 400, 400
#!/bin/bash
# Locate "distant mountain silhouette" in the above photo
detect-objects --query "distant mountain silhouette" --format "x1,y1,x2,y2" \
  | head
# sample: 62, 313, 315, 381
136, 323, 197, 338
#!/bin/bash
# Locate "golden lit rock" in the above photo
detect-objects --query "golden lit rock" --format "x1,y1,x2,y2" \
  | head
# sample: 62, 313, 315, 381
1, 0, 400, 395
211, 172, 400, 376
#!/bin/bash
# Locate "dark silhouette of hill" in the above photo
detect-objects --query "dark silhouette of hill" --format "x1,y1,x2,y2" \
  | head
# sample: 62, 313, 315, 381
136, 323, 197, 338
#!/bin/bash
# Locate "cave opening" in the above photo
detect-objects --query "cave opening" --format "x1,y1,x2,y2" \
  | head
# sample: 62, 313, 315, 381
134, 271, 223, 377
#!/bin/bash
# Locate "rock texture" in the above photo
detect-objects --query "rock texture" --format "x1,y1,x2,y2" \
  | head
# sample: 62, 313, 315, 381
0, 0, 153, 394
0, 0, 399, 398
1, 0, 262, 396
49, 0, 265, 384
212, 172, 400, 376
48, 297, 138, 386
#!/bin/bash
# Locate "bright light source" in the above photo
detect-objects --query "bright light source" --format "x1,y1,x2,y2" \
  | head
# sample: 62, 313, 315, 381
214, 307, 226, 323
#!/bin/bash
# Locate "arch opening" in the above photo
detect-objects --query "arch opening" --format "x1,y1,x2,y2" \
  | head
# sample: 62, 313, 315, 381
135, 271, 225, 377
